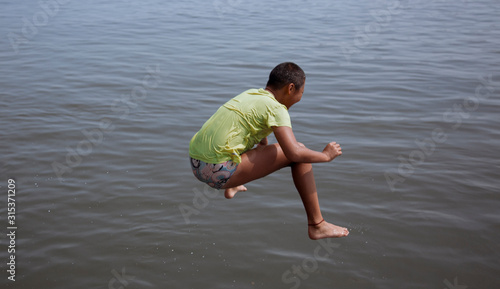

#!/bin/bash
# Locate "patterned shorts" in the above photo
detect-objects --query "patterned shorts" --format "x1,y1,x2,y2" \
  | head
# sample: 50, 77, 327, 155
190, 157, 239, 190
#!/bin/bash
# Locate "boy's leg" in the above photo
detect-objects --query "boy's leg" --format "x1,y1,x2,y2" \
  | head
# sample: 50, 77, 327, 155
291, 162, 323, 225
222, 143, 291, 189
222, 143, 349, 239
291, 162, 349, 239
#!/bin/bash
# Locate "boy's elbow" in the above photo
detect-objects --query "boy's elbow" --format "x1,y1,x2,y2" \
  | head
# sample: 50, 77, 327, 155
284, 148, 302, 163
287, 154, 300, 163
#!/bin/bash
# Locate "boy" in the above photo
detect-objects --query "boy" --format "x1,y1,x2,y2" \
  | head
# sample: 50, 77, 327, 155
189, 62, 349, 240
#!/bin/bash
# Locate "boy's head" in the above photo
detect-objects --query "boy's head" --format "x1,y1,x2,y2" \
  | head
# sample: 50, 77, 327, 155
266, 62, 306, 91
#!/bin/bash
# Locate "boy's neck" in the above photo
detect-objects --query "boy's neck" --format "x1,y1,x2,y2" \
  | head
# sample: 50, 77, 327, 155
265, 86, 290, 109
265, 87, 277, 97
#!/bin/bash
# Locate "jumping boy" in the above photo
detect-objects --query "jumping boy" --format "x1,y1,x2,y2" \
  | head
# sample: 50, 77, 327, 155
189, 62, 349, 240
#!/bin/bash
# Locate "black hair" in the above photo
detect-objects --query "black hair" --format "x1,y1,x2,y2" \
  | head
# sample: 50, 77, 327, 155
266, 62, 306, 90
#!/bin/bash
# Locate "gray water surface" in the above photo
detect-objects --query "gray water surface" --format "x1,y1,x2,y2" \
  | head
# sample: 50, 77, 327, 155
1, 0, 499, 288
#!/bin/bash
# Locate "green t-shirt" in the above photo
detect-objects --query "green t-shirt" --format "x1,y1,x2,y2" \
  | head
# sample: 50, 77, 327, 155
189, 88, 292, 164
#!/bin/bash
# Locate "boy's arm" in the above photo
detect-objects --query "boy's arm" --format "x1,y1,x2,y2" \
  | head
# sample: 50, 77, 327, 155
272, 126, 341, 163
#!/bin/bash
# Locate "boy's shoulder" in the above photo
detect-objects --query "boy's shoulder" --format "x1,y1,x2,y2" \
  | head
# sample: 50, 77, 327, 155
237, 88, 277, 103
238, 88, 267, 97
228, 88, 286, 112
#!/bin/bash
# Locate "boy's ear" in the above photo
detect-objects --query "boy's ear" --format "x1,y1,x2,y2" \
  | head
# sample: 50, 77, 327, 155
287, 83, 295, 95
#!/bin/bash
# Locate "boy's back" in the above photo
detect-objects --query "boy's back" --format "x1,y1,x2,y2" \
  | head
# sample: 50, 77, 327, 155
189, 88, 291, 164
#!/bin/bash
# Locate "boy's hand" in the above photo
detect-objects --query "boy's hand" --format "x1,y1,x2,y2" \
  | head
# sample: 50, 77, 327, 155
322, 142, 342, 161
258, 137, 268, 146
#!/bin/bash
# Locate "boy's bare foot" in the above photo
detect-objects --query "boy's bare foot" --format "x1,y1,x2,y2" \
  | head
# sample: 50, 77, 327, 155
224, 185, 247, 199
308, 219, 349, 240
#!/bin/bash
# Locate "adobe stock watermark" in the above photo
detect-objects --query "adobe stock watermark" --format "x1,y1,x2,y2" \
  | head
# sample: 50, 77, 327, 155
108, 267, 135, 289
340, 0, 471, 64
179, 185, 222, 224
7, 0, 72, 55
340, 0, 403, 64
212, 0, 243, 20
51, 64, 161, 181
443, 276, 467, 289
282, 238, 341, 289
407, 0, 469, 17
385, 74, 498, 192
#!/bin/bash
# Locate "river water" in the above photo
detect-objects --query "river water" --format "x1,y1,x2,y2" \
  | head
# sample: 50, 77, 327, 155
1, 0, 499, 288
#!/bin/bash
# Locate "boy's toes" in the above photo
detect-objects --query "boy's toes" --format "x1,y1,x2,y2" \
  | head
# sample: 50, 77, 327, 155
308, 221, 349, 240
224, 185, 247, 199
